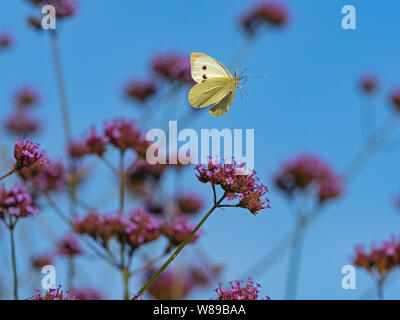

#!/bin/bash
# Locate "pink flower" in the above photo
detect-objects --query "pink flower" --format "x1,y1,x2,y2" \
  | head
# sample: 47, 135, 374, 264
360, 74, 378, 94
195, 158, 270, 215
14, 86, 40, 109
124, 79, 157, 103
5, 112, 41, 136
31, 253, 54, 269
239, 1, 289, 36
68, 140, 90, 158
176, 193, 204, 215
215, 278, 270, 300
13, 137, 47, 170
0, 32, 12, 50
29, 285, 75, 300
56, 234, 82, 257
0, 183, 38, 222
104, 119, 148, 154
390, 88, 400, 112
162, 216, 201, 251
151, 52, 193, 84
26, 0, 78, 19
72, 287, 106, 300
274, 154, 342, 203
84, 127, 108, 156
26, 160, 67, 193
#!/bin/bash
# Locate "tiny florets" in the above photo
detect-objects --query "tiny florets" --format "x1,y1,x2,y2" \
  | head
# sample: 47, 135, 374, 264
13, 137, 47, 170
29, 285, 75, 300
0, 183, 38, 221
215, 278, 270, 300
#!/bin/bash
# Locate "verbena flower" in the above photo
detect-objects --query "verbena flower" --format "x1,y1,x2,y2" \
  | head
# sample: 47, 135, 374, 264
390, 88, 400, 112
360, 74, 378, 94
145, 267, 196, 300
151, 52, 193, 84
353, 236, 400, 278
72, 287, 106, 300
31, 253, 54, 269
56, 234, 82, 257
0, 183, 38, 221
274, 154, 342, 204
68, 140, 90, 159
239, 1, 289, 36
74, 208, 163, 251
84, 127, 108, 156
124, 79, 157, 103
13, 137, 47, 170
0, 32, 12, 50
162, 216, 201, 251
215, 278, 270, 300
195, 158, 270, 214
14, 86, 40, 109
104, 118, 148, 154
176, 193, 204, 215
5, 112, 41, 136
26, 0, 78, 18
29, 285, 75, 300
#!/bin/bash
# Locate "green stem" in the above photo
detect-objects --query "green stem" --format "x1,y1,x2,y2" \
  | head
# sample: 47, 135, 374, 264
133, 194, 225, 299
119, 151, 125, 213
0, 169, 15, 181
122, 268, 130, 300
10, 226, 18, 300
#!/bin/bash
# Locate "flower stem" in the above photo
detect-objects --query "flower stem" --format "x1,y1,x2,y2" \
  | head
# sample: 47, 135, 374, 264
133, 195, 225, 299
0, 168, 15, 181
377, 278, 384, 300
10, 226, 18, 300
122, 268, 130, 300
119, 150, 125, 213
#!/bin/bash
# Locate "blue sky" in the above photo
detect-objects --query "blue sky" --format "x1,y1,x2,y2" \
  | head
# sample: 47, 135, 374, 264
1, 0, 400, 299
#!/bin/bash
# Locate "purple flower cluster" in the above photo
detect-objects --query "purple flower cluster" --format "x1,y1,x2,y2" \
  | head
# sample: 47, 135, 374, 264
13, 138, 47, 171
274, 154, 343, 203
162, 216, 200, 251
239, 1, 289, 36
74, 208, 163, 251
56, 234, 82, 257
124, 79, 157, 103
26, 0, 78, 19
29, 285, 75, 300
176, 193, 204, 215
0, 183, 38, 222
151, 52, 193, 84
31, 253, 54, 269
0, 32, 12, 50
195, 158, 270, 214
215, 278, 270, 300
360, 74, 378, 95
390, 88, 400, 112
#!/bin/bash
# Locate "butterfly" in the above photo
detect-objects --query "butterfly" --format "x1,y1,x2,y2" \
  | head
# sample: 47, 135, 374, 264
188, 52, 243, 117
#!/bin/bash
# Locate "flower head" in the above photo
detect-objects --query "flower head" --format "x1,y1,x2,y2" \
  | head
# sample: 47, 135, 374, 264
29, 285, 75, 300
195, 158, 270, 214
162, 216, 201, 251
390, 88, 400, 112
0, 32, 12, 50
31, 253, 54, 269
360, 74, 378, 94
353, 236, 400, 278
68, 139, 90, 159
274, 154, 342, 203
151, 52, 193, 84
104, 118, 148, 154
176, 193, 204, 215
72, 287, 106, 300
0, 183, 38, 222
84, 127, 108, 156
239, 1, 289, 36
215, 278, 269, 300
5, 112, 41, 136
13, 137, 47, 170
124, 79, 157, 103
14, 87, 40, 109
26, 0, 78, 18
56, 234, 82, 257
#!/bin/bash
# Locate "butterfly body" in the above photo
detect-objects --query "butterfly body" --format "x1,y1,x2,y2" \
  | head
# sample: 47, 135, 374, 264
188, 52, 242, 117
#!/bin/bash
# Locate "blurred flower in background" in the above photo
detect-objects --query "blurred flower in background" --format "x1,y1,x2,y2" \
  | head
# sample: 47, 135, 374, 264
25, 0, 79, 19
56, 234, 82, 257
124, 79, 158, 104
0, 183, 38, 221
360, 74, 378, 95
72, 287, 106, 300
151, 52, 193, 85
176, 193, 204, 215
390, 88, 400, 112
162, 216, 201, 252
0, 32, 12, 50
239, 1, 289, 36
31, 253, 54, 270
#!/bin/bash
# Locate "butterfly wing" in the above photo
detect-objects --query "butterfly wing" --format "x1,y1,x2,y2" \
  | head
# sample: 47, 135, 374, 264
188, 77, 232, 109
209, 89, 236, 117
190, 52, 232, 83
